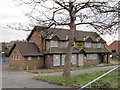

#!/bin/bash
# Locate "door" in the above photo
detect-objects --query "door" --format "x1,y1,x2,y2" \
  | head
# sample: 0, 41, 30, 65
78, 54, 84, 66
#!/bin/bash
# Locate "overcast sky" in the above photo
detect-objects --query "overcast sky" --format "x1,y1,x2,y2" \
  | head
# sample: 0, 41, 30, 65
0, 0, 118, 44
0, 0, 30, 42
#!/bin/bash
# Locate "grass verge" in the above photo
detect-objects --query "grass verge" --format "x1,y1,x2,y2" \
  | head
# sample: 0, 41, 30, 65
34, 69, 119, 88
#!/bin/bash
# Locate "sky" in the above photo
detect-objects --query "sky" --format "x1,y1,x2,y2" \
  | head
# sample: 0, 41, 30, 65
0, 0, 119, 44
0, 0, 30, 42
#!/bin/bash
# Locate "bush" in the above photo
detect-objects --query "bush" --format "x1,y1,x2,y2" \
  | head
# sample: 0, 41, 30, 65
91, 80, 111, 88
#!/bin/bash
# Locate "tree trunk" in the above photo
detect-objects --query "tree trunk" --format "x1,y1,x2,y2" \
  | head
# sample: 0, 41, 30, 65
63, 9, 76, 78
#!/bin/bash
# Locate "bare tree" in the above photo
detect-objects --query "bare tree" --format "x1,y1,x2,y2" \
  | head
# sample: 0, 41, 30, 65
12, 0, 119, 77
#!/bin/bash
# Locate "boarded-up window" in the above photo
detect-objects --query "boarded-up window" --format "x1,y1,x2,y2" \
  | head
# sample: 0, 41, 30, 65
71, 54, 77, 64
87, 54, 97, 60
53, 55, 60, 66
62, 54, 66, 65
97, 43, 103, 48
84, 42, 92, 48
50, 40, 58, 47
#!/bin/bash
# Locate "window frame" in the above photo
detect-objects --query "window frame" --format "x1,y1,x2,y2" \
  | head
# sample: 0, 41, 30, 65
50, 40, 58, 47
97, 43, 103, 48
62, 54, 66, 65
84, 42, 92, 48
53, 55, 60, 66
87, 54, 98, 60
71, 54, 77, 64
17, 56, 20, 60
38, 56, 40, 60
28, 57, 32, 61
12, 55, 15, 60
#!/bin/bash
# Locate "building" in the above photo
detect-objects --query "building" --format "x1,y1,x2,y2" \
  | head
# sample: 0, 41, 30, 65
105, 40, 120, 52
9, 26, 110, 70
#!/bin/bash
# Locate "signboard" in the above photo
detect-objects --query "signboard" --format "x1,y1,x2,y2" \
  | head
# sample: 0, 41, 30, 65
76, 42, 84, 47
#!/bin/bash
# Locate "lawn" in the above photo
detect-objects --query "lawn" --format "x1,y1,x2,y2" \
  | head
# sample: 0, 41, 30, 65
34, 69, 119, 88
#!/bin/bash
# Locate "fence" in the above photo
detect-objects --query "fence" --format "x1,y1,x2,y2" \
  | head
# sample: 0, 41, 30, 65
0, 57, 9, 63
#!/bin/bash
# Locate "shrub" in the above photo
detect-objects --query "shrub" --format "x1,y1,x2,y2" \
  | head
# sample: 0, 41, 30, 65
91, 80, 111, 88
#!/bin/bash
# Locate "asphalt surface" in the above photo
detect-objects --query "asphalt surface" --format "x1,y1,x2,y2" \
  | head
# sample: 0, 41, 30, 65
1, 63, 118, 89
38, 65, 117, 76
2, 63, 70, 88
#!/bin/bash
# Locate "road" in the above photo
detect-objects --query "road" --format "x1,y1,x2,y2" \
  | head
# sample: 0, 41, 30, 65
2, 63, 70, 88
38, 65, 117, 76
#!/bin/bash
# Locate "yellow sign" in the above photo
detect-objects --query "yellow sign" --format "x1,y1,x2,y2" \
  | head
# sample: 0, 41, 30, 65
76, 42, 84, 47
84, 56, 87, 63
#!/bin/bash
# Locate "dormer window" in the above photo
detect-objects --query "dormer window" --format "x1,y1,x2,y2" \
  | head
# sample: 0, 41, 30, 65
84, 42, 91, 48
97, 43, 102, 48
66, 41, 75, 47
50, 40, 58, 47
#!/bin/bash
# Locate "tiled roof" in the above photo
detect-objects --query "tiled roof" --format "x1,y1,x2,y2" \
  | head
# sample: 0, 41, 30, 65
27, 26, 106, 43
45, 47, 109, 54
83, 48, 110, 53
9, 41, 43, 56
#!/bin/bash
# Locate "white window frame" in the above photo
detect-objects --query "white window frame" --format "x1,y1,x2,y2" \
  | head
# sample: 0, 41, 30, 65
62, 54, 66, 65
28, 57, 31, 60
50, 40, 58, 47
53, 55, 60, 66
87, 54, 97, 60
71, 54, 77, 64
84, 42, 92, 48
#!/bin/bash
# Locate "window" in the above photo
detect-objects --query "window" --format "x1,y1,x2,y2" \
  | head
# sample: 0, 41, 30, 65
97, 43, 102, 48
53, 55, 60, 66
12, 55, 15, 60
38, 56, 40, 60
28, 57, 31, 60
66, 42, 75, 47
50, 40, 58, 47
66, 42, 68, 47
71, 54, 77, 64
17, 56, 20, 60
87, 54, 97, 60
62, 55, 66, 65
84, 42, 92, 48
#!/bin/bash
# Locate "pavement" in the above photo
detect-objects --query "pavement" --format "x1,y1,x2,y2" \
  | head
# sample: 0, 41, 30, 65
1, 63, 70, 88
37, 65, 117, 76
1, 63, 118, 89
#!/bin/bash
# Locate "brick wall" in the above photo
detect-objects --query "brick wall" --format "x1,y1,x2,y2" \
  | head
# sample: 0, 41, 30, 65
9, 46, 44, 70
9, 46, 26, 69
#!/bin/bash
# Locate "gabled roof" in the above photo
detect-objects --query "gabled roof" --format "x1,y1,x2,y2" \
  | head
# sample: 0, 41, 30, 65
27, 26, 106, 43
9, 41, 43, 56
83, 48, 110, 53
